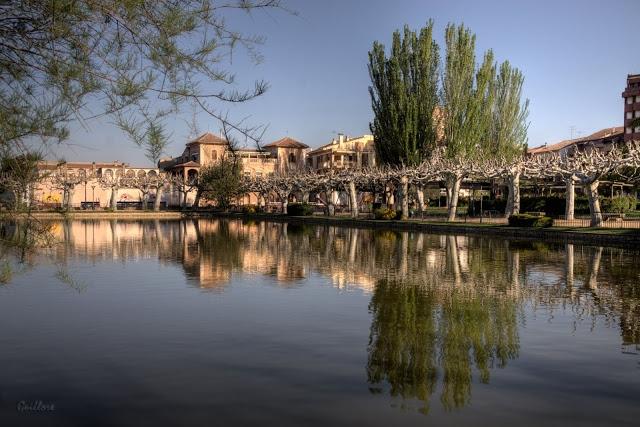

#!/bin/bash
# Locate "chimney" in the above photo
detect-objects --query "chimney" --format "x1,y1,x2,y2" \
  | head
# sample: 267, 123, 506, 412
338, 133, 345, 143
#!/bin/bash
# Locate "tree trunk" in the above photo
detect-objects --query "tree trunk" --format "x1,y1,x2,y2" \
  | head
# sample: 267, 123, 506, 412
347, 181, 358, 218
259, 193, 266, 211
193, 188, 202, 209
505, 172, 521, 217
302, 191, 309, 203
565, 177, 575, 220
416, 185, 425, 217
181, 190, 188, 208
154, 186, 164, 211
63, 188, 70, 211
111, 187, 118, 210
67, 188, 75, 211
384, 183, 394, 208
399, 175, 409, 219
585, 180, 602, 227
281, 197, 288, 214
445, 175, 462, 222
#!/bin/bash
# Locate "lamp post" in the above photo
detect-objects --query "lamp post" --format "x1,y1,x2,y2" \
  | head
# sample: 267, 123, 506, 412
84, 180, 87, 209
91, 185, 96, 210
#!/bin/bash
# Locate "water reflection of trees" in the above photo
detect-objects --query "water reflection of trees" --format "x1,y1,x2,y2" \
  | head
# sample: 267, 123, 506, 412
7, 218, 639, 407
367, 243, 521, 413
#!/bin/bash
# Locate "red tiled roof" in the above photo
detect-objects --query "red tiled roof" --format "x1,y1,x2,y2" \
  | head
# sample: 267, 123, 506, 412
187, 132, 228, 145
263, 137, 308, 149
528, 126, 624, 155
170, 161, 201, 168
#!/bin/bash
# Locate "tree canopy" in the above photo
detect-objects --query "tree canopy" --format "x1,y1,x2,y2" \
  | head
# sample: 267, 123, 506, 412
368, 22, 529, 165
368, 20, 440, 166
0, 0, 284, 164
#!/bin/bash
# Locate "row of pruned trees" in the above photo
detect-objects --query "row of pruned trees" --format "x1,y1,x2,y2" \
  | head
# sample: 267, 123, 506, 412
240, 142, 640, 227
21, 167, 196, 211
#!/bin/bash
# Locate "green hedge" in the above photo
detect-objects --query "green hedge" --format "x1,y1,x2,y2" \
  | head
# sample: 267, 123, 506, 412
600, 196, 636, 214
508, 214, 554, 228
287, 203, 314, 216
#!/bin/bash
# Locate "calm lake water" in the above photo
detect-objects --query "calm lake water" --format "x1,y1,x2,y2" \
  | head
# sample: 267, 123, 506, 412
0, 219, 638, 426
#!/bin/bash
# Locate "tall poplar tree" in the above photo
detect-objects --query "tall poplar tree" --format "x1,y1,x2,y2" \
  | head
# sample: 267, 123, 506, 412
440, 24, 495, 221
368, 21, 440, 167
490, 62, 529, 216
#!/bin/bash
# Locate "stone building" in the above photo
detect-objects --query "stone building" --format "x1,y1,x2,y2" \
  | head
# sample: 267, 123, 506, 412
159, 132, 309, 206
32, 161, 160, 209
306, 134, 376, 172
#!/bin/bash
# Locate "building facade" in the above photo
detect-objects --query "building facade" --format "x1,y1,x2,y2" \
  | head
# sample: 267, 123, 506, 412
529, 74, 638, 156
32, 161, 160, 209
527, 127, 624, 157
306, 134, 376, 172
623, 74, 640, 142
158, 133, 309, 206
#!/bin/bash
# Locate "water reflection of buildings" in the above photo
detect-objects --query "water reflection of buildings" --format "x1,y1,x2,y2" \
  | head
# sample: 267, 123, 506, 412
44, 219, 640, 411
48, 219, 640, 343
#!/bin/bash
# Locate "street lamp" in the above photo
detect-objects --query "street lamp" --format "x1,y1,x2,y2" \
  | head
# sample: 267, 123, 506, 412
91, 185, 96, 210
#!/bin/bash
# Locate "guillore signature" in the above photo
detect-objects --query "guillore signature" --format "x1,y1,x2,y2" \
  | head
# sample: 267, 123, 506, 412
16, 400, 55, 412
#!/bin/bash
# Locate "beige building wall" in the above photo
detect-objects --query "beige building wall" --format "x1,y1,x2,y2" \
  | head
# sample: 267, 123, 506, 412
306, 134, 375, 172
33, 162, 162, 209
160, 133, 309, 207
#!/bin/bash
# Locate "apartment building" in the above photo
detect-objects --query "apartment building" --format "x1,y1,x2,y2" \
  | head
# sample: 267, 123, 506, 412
623, 74, 640, 142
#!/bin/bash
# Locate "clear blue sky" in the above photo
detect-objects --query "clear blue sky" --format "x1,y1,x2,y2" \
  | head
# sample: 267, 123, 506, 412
57, 0, 640, 166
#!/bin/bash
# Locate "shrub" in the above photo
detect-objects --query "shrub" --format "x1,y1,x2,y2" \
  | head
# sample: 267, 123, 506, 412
601, 196, 636, 214
374, 207, 397, 220
508, 214, 554, 228
241, 204, 257, 214
287, 202, 314, 216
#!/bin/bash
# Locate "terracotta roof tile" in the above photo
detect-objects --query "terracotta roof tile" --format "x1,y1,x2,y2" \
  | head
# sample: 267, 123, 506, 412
263, 137, 308, 149
187, 132, 228, 145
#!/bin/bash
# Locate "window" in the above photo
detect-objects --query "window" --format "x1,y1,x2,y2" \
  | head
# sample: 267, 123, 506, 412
628, 97, 634, 105
636, 110, 640, 118
288, 153, 296, 163
211, 150, 217, 161
636, 95, 640, 103
627, 127, 633, 134
628, 112, 634, 119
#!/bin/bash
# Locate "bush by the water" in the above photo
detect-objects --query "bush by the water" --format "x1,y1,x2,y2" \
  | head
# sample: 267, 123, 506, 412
508, 214, 554, 227
374, 207, 397, 220
287, 203, 314, 216
601, 196, 636, 214
241, 204, 257, 214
